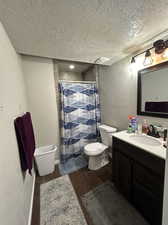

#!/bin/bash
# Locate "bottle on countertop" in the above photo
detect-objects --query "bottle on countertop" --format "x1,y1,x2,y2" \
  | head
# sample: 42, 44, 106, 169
127, 122, 133, 133
131, 116, 138, 133
142, 119, 148, 134
127, 116, 133, 133
127, 115, 138, 133
137, 123, 142, 134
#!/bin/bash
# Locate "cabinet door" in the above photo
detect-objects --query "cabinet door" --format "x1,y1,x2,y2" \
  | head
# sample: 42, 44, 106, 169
114, 151, 132, 200
132, 181, 162, 225
134, 163, 164, 198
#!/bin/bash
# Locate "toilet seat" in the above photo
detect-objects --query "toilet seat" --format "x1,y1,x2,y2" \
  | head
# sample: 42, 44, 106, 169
84, 142, 108, 156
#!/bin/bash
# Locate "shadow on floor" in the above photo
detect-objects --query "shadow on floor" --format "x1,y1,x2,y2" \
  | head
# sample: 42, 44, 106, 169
31, 163, 112, 225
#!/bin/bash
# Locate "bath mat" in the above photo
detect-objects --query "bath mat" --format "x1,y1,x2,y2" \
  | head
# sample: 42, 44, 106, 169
58, 154, 88, 175
81, 181, 149, 225
40, 175, 87, 225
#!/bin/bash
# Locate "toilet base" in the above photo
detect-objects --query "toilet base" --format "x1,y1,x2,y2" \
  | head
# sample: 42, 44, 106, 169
88, 151, 109, 170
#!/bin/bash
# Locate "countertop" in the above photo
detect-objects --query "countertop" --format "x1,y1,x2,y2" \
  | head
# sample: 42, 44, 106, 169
113, 130, 166, 160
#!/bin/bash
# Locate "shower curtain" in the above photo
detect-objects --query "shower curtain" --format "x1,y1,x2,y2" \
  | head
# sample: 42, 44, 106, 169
59, 82, 101, 167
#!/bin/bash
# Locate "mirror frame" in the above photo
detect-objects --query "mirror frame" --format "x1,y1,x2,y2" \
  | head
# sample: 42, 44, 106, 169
137, 60, 168, 118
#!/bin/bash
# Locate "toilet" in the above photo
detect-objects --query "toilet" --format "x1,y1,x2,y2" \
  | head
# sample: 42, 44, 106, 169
84, 124, 117, 170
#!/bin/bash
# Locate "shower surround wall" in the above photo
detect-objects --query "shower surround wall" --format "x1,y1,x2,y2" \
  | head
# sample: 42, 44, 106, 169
59, 71, 84, 81
83, 66, 96, 81
0, 22, 35, 225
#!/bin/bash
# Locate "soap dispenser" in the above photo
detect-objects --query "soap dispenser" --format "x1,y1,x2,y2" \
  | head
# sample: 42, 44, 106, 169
142, 119, 148, 134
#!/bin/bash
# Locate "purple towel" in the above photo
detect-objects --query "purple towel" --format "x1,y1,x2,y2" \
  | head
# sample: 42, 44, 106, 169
14, 112, 35, 174
145, 101, 168, 113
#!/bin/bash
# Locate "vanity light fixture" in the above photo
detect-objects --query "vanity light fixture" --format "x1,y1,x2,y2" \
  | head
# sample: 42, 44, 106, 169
153, 40, 166, 54
130, 56, 137, 71
163, 48, 168, 58
131, 39, 168, 67
162, 40, 168, 58
131, 57, 136, 64
69, 64, 75, 69
143, 50, 153, 66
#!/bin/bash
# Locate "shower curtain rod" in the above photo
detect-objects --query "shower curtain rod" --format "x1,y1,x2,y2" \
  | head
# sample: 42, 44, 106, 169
59, 80, 96, 84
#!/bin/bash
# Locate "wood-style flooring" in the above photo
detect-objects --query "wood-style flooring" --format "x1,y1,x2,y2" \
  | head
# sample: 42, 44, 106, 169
31, 163, 112, 225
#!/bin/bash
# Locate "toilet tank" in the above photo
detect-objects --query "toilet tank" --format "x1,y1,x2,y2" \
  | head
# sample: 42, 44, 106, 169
99, 124, 117, 147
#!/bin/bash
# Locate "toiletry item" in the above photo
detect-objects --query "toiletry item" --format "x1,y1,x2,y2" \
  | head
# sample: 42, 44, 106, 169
142, 119, 148, 134
131, 116, 138, 133
127, 115, 138, 133
138, 123, 142, 134
127, 116, 133, 133
127, 123, 133, 133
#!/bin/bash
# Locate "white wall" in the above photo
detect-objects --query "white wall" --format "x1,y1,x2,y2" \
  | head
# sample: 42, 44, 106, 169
99, 58, 137, 130
21, 56, 59, 150
0, 22, 34, 225
99, 56, 168, 130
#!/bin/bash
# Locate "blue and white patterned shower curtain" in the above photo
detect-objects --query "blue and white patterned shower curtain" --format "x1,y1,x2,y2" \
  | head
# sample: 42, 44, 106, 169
59, 82, 100, 163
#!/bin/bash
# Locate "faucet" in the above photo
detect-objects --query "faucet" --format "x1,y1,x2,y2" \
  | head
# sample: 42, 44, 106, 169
147, 124, 168, 140
163, 128, 167, 141
147, 124, 160, 138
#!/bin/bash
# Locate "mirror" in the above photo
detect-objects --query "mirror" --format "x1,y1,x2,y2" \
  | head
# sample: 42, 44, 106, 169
137, 61, 168, 118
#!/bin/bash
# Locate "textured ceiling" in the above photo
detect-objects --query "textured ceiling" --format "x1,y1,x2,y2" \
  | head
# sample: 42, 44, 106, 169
58, 61, 90, 73
1, 0, 168, 65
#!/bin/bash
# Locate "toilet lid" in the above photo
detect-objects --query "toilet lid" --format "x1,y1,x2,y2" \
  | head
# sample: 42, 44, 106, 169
84, 142, 108, 156
99, 124, 117, 133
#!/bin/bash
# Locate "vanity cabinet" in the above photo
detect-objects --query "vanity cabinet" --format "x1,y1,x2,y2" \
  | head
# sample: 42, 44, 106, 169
112, 137, 165, 225
114, 151, 132, 200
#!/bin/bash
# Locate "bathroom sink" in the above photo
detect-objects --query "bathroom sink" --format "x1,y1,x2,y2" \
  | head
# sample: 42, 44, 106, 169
129, 135, 162, 146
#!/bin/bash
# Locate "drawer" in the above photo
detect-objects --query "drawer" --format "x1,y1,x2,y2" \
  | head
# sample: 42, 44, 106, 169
133, 163, 164, 198
113, 137, 165, 176
132, 181, 162, 225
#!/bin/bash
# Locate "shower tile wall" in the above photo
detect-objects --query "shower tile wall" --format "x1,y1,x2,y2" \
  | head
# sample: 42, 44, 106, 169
59, 71, 84, 81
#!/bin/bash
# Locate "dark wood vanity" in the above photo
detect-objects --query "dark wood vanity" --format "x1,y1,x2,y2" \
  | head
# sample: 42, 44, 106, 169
112, 136, 165, 225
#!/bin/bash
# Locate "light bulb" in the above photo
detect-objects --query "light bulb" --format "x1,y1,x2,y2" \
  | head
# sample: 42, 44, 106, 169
162, 48, 168, 58
131, 57, 135, 64
143, 50, 153, 66
69, 64, 75, 69
143, 56, 153, 66
129, 57, 137, 73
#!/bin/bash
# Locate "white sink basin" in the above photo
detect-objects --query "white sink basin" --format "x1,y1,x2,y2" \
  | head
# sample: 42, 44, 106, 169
130, 135, 162, 146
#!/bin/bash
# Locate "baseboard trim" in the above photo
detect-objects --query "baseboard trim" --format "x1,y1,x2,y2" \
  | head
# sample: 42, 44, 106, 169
28, 173, 36, 225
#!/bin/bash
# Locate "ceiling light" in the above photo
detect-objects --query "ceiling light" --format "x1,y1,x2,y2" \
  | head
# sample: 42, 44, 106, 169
143, 50, 153, 66
99, 57, 110, 63
69, 64, 75, 69
94, 57, 110, 64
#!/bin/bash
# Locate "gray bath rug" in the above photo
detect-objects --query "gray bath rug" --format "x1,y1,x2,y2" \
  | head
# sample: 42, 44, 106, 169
81, 181, 149, 225
40, 175, 88, 225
